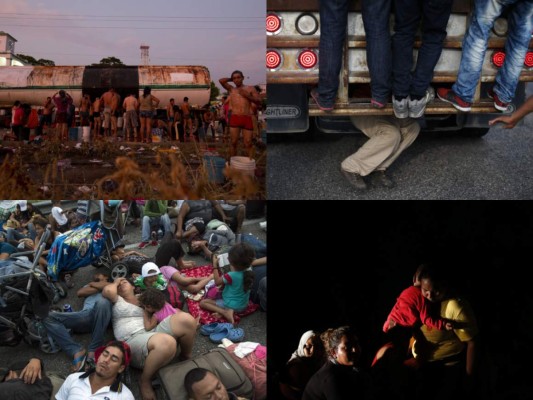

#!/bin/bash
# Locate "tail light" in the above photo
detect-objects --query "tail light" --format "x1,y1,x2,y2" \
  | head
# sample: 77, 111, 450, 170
492, 17, 508, 37
266, 49, 283, 70
297, 49, 318, 70
266, 13, 282, 35
295, 13, 319, 35
491, 51, 505, 68
525, 51, 533, 68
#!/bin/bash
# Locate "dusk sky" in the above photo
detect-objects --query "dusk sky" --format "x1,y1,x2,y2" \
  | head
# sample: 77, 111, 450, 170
1, 0, 265, 90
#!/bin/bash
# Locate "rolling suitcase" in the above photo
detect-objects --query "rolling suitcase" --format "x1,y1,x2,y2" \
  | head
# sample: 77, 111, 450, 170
157, 347, 254, 399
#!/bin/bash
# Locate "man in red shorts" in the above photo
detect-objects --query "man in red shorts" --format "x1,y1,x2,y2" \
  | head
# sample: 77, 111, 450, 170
219, 71, 262, 159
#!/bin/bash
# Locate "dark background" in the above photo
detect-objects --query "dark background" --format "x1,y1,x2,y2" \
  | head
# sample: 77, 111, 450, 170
267, 202, 533, 399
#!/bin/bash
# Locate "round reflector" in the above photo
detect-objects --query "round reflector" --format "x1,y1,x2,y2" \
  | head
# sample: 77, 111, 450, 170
297, 49, 318, 69
524, 52, 533, 68
266, 13, 282, 35
266, 50, 282, 70
296, 13, 319, 35
492, 51, 505, 68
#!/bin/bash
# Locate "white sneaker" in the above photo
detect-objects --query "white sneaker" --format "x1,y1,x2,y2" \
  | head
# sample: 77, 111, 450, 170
393, 96, 409, 119
408, 87, 435, 118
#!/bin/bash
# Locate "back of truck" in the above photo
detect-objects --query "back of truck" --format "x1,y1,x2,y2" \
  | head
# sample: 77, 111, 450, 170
266, 0, 533, 136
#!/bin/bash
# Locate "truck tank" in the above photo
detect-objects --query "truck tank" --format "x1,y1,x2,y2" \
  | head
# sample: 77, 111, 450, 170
0, 65, 211, 109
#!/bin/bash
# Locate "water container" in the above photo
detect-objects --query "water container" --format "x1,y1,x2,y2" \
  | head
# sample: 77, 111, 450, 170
82, 126, 91, 142
68, 127, 78, 141
230, 156, 256, 177
204, 155, 226, 183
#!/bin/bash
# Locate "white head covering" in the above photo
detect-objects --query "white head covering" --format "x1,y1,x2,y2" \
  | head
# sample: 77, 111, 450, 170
288, 330, 317, 362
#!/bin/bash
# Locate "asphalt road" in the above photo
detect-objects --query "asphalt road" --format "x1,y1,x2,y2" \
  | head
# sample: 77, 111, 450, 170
267, 89, 533, 199
0, 208, 267, 399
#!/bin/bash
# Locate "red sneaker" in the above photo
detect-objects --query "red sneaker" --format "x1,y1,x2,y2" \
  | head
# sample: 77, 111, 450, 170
437, 88, 472, 112
138, 241, 149, 249
487, 88, 509, 112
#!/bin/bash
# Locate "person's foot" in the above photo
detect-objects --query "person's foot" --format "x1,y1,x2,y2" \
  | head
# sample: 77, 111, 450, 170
371, 170, 395, 188
138, 241, 149, 249
140, 378, 157, 400
487, 88, 510, 112
340, 168, 367, 190
371, 99, 386, 109
408, 87, 435, 118
436, 88, 472, 112
310, 88, 334, 111
393, 96, 409, 119
71, 349, 87, 373
222, 309, 235, 325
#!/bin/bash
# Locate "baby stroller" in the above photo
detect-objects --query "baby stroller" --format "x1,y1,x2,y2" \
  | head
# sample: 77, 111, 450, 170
46, 200, 128, 287
0, 226, 59, 353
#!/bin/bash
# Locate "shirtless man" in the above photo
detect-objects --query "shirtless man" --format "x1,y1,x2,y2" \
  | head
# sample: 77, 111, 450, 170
40, 96, 54, 135
181, 96, 193, 139
101, 88, 116, 138
91, 96, 102, 138
166, 98, 176, 140
110, 91, 121, 140
78, 94, 91, 127
122, 93, 139, 141
219, 70, 262, 159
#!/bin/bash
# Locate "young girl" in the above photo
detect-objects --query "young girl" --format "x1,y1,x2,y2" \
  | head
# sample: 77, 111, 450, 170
199, 242, 255, 324
138, 287, 178, 331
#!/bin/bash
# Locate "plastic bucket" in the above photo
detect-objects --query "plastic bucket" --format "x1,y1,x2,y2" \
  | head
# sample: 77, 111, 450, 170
68, 127, 78, 141
204, 155, 226, 183
82, 126, 90, 142
230, 156, 256, 177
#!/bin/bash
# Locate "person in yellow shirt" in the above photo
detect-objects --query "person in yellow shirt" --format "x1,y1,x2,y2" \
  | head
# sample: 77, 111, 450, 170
412, 265, 478, 399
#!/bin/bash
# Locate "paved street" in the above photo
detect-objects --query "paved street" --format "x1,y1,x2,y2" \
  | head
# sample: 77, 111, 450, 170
268, 86, 533, 199
0, 205, 266, 399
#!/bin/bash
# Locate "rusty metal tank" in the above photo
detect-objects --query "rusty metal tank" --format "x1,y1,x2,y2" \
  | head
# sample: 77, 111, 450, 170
0, 65, 211, 108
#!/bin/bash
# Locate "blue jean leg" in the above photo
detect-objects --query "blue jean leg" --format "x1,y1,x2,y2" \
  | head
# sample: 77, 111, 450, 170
87, 295, 112, 353
142, 215, 171, 242
362, 0, 393, 103
452, 0, 518, 102
494, 1, 533, 103
43, 310, 93, 357
241, 233, 267, 258
317, 0, 350, 106
410, 0, 453, 97
6, 228, 27, 242
392, 0, 421, 97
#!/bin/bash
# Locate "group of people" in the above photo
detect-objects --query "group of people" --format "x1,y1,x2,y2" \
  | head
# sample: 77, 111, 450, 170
0, 199, 266, 400
6, 69, 265, 160
312, 0, 533, 190
279, 263, 479, 400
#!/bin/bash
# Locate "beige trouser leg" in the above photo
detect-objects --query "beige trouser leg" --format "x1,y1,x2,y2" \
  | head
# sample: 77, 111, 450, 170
341, 116, 419, 176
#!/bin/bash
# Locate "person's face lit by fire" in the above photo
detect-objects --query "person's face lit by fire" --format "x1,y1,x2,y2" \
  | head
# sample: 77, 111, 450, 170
333, 334, 360, 366
420, 278, 445, 302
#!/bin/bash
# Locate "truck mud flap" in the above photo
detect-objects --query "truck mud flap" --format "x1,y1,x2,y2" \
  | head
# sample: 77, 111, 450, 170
266, 84, 309, 133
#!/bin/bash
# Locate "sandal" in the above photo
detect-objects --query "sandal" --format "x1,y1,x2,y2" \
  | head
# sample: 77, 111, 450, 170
227, 327, 245, 342
71, 351, 87, 373
209, 327, 245, 344
200, 322, 233, 336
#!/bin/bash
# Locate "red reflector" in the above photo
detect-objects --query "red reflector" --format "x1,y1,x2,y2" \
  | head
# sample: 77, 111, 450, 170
266, 50, 282, 69
266, 13, 281, 34
298, 50, 318, 69
525, 51, 533, 68
492, 51, 505, 68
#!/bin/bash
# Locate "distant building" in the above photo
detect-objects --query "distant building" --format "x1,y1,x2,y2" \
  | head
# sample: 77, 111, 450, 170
0, 32, 27, 66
